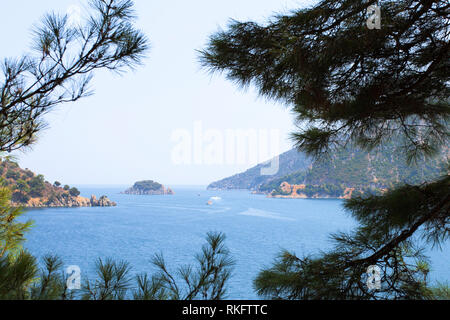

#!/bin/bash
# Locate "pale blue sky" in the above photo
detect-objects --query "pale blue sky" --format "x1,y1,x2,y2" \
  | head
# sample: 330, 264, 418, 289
3, 0, 316, 186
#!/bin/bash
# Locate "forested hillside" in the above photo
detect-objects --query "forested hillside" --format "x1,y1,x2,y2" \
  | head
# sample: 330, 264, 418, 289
208, 149, 311, 190
209, 140, 449, 198
0, 159, 116, 207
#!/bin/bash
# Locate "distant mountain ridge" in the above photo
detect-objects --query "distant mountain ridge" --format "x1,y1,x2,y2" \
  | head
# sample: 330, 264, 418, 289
207, 149, 312, 190
208, 141, 449, 198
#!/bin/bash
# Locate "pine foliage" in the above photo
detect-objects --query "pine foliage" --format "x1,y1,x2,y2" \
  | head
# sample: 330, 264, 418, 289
201, 0, 450, 299
0, 0, 149, 153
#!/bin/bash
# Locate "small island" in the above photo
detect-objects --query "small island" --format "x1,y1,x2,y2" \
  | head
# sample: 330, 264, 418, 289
122, 180, 174, 195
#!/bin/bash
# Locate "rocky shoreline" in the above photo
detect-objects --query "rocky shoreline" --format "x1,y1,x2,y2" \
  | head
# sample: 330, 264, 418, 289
122, 188, 174, 195
122, 187, 174, 195
13, 195, 116, 208
254, 190, 348, 199
266, 182, 354, 199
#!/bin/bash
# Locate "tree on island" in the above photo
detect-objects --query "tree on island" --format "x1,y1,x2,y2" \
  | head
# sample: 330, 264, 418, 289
69, 187, 81, 197
28, 174, 46, 198
134, 180, 163, 191
200, 0, 449, 299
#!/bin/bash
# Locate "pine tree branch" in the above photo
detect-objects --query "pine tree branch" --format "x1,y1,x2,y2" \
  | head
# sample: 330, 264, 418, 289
348, 193, 450, 267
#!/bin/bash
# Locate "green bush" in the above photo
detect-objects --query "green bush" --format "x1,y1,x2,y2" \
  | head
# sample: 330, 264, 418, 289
24, 171, 34, 178
5, 170, 20, 180
28, 175, 46, 198
69, 187, 80, 197
133, 180, 162, 191
16, 180, 30, 193
11, 192, 30, 204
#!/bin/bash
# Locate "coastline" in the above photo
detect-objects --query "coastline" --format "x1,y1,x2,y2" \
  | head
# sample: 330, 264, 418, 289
208, 188, 353, 200
12, 195, 117, 208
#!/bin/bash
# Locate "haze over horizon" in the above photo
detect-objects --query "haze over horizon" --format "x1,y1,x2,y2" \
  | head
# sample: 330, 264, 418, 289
2, 0, 318, 186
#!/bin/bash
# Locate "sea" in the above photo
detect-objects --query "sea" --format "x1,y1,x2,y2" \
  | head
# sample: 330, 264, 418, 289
19, 186, 450, 299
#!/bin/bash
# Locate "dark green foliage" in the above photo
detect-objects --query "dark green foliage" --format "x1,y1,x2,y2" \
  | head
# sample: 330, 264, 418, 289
150, 232, 235, 300
133, 180, 163, 191
254, 244, 432, 300
28, 174, 45, 198
295, 184, 346, 198
0, 251, 39, 300
0, 159, 86, 204
345, 175, 450, 249
5, 170, 20, 180
0, 0, 149, 153
201, 0, 449, 300
46, 194, 57, 206
24, 171, 34, 178
11, 192, 30, 204
0, 187, 37, 299
211, 137, 448, 197
272, 188, 292, 197
69, 187, 80, 197
132, 274, 169, 300
53, 181, 61, 187
0, 253, 75, 300
259, 139, 448, 197
200, 0, 449, 162
15, 179, 30, 193
428, 282, 450, 300
255, 175, 449, 299
0, 187, 33, 258
29, 255, 73, 300
6, 161, 19, 169
75, 232, 233, 300
82, 258, 133, 300
13, 179, 32, 203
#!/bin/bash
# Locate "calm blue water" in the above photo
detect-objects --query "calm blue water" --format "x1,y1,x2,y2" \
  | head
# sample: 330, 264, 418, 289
20, 186, 450, 299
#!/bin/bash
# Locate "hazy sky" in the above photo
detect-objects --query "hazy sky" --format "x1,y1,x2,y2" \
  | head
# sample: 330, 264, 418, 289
2, 0, 317, 186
